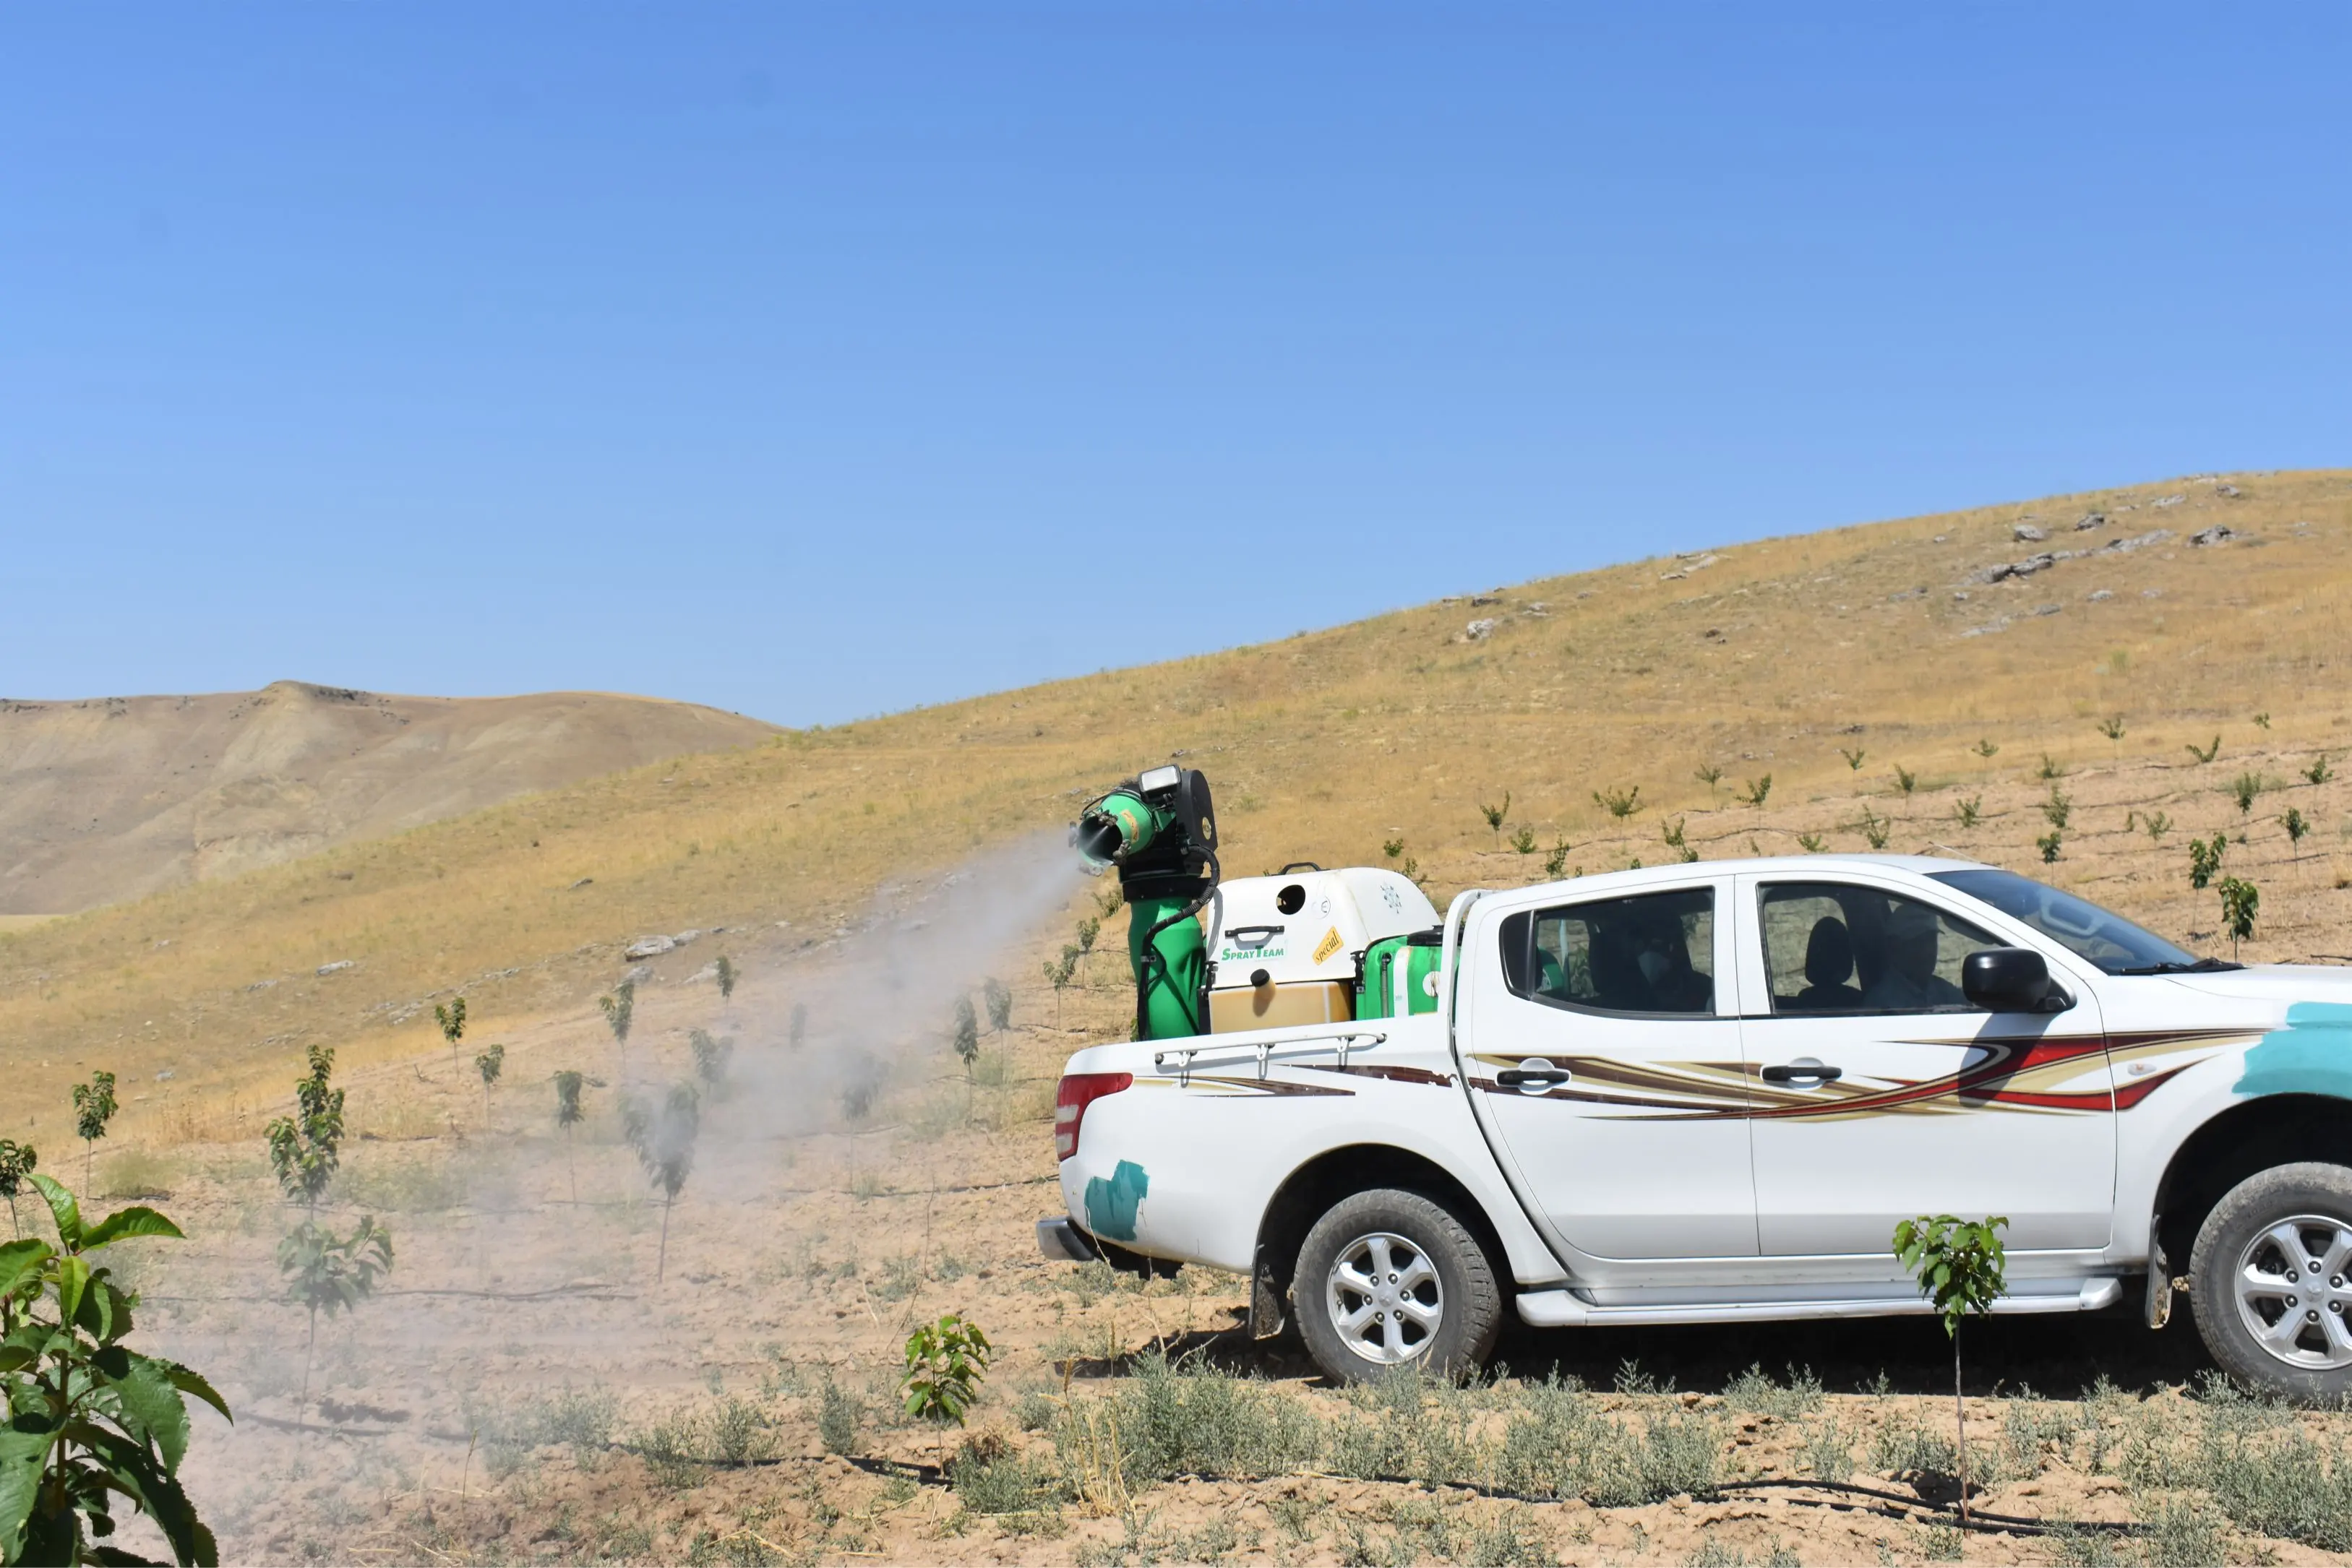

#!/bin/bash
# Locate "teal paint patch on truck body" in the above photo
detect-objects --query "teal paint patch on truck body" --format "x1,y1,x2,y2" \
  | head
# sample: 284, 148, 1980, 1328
1084, 1159, 1150, 1241
2234, 1001, 2352, 1100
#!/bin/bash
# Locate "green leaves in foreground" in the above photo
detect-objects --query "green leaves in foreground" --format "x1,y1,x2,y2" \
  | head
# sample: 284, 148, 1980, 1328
902, 1314, 992, 1426
1, 1174, 228, 1567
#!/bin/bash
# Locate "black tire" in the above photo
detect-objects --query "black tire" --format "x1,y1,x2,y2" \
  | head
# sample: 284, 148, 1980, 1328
1292, 1187, 1502, 1384
2189, 1161, 2352, 1404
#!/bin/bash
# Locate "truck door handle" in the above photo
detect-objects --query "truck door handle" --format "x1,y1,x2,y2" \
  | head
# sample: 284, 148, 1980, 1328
1761, 1061, 1842, 1084
1498, 1069, 1573, 1087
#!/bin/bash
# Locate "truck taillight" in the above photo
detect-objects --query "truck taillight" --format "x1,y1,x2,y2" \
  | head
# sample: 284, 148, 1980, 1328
1055, 1072, 1132, 1161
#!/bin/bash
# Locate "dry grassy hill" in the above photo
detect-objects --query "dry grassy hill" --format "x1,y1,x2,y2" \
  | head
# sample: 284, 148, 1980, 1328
0, 679, 775, 915
14, 467, 2352, 1567
1, 468, 2348, 1142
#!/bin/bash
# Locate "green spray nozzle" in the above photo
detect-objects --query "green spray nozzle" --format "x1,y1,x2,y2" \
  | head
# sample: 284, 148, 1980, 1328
1072, 788, 1176, 869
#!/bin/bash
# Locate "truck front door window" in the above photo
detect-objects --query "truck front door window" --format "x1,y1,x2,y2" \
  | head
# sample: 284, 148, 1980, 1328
1757, 885, 1999, 1015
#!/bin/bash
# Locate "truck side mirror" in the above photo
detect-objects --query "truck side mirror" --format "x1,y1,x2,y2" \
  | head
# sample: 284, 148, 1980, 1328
1962, 947, 2069, 1013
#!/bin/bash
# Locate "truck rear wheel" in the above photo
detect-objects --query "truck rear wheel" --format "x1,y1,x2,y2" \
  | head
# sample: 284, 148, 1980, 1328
2189, 1161, 2352, 1403
1294, 1188, 1501, 1384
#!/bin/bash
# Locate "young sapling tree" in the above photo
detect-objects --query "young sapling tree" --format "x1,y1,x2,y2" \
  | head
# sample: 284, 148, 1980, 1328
1854, 809, 1891, 851
2218, 877, 2260, 960
983, 976, 1013, 1035
1074, 916, 1101, 982
2231, 771, 2265, 815
1797, 833, 1827, 854
1972, 738, 1999, 759
2096, 715, 2126, 754
598, 980, 636, 1072
622, 1082, 700, 1283
789, 1002, 809, 1050
714, 953, 739, 1005
1543, 838, 1573, 878
265, 1044, 346, 1217
1592, 785, 1641, 819
2283, 807, 2311, 862
2038, 831, 2064, 864
1694, 762, 1725, 802
690, 1028, 733, 1093
2036, 754, 2068, 782
1479, 791, 1513, 844
1840, 746, 1866, 772
951, 996, 982, 1076
2188, 834, 2228, 891
1660, 818, 1696, 863
71, 1070, 117, 1194
551, 1069, 600, 1204
1094, 883, 1123, 920
434, 996, 468, 1073
2252, 710, 2271, 730
1739, 775, 1773, 808
2305, 754, 2334, 786
2186, 736, 2222, 764
2042, 785, 2071, 831
2144, 811, 2171, 841
1509, 825, 1538, 855
474, 1042, 505, 1125
901, 1312, 992, 1442
1381, 836, 1406, 861
1893, 1214, 2009, 1525
1044, 947, 1081, 1026
1953, 796, 1982, 830
278, 1214, 392, 1429
0, 1138, 36, 1238
1892, 764, 1918, 798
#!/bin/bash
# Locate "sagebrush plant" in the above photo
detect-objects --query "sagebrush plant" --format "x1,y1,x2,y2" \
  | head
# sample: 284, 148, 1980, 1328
622, 1082, 700, 1283
0, 1175, 231, 1566
902, 1313, 992, 1428
69, 1072, 117, 1195
433, 996, 467, 1072
0, 1140, 36, 1239
1893, 1214, 2008, 1524
277, 1215, 392, 1427
265, 1043, 345, 1214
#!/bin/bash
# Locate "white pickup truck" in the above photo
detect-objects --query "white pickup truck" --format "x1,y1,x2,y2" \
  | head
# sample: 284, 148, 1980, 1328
1039, 855, 2352, 1400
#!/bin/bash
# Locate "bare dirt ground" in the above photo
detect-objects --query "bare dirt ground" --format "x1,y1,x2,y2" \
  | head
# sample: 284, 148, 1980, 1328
70, 730, 2352, 1566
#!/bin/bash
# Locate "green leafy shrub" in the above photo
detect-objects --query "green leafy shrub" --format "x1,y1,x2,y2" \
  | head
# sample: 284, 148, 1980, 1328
0, 1176, 231, 1566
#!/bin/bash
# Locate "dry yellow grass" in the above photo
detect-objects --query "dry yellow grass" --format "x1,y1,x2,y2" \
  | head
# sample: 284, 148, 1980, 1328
2, 467, 2348, 1150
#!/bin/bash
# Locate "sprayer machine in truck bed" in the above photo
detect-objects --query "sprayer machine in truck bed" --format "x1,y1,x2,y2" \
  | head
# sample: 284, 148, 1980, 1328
1039, 764, 2352, 1400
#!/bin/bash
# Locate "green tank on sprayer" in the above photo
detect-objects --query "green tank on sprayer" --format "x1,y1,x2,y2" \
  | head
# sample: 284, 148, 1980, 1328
1071, 765, 1221, 1041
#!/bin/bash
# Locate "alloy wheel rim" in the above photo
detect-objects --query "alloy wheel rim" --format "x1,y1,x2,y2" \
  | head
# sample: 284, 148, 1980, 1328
1326, 1231, 1443, 1365
2233, 1212, 2352, 1371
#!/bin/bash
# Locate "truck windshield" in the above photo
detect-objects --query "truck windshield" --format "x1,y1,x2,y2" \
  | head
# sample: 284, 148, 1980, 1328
1928, 869, 2223, 975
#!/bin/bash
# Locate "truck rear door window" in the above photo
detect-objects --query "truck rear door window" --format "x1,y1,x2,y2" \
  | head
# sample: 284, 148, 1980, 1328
1498, 888, 1714, 1015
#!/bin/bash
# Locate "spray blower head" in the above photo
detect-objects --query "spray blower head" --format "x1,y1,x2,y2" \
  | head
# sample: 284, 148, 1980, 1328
1072, 764, 1222, 1040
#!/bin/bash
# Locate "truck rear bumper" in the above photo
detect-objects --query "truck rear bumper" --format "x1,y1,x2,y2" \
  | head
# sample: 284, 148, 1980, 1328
1036, 1215, 1101, 1263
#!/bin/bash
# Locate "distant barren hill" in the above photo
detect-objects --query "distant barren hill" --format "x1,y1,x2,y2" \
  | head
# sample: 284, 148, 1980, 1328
0, 681, 776, 914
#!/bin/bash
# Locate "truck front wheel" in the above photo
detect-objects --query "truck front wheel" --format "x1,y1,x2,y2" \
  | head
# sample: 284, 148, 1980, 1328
2189, 1161, 2352, 1403
1293, 1188, 1501, 1384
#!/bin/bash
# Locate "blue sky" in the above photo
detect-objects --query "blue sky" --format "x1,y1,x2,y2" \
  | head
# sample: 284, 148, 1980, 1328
5, 5, 2345, 726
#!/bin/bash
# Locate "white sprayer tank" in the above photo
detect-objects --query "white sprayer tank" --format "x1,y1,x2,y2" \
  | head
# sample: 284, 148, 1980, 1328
1202, 867, 1439, 1033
